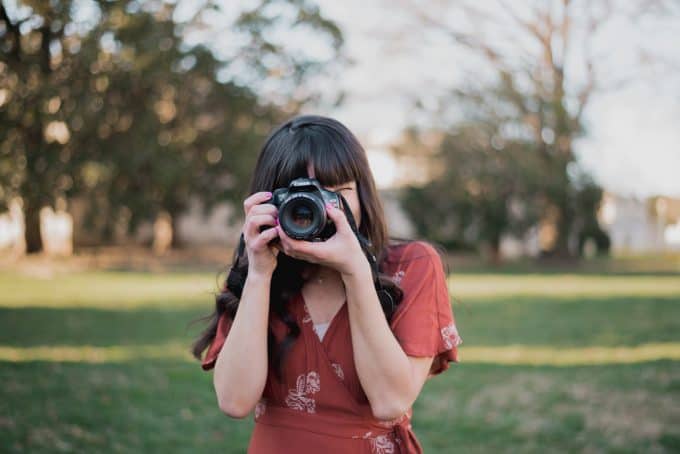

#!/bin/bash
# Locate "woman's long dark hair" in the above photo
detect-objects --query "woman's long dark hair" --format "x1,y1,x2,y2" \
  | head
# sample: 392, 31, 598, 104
191, 114, 425, 380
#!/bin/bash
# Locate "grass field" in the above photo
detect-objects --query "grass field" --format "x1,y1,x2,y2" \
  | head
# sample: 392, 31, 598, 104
0, 264, 679, 453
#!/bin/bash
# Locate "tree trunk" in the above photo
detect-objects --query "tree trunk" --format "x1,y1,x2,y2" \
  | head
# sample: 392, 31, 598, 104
24, 198, 43, 254
553, 214, 573, 257
170, 211, 183, 249
548, 154, 575, 258
488, 236, 502, 266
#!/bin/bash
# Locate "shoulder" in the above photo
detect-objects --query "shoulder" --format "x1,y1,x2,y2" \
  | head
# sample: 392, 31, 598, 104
387, 240, 442, 268
383, 240, 445, 281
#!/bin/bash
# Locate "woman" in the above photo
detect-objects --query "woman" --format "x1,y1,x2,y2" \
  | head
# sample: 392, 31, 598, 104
192, 114, 462, 453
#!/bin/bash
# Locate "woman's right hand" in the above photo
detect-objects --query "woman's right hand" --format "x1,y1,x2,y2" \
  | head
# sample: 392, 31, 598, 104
242, 191, 280, 277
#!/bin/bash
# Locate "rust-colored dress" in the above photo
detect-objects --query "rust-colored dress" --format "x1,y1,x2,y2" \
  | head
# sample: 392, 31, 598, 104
201, 241, 463, 453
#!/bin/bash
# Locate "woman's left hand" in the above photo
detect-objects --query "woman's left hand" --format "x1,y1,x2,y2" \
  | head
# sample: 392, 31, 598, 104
275, 202, 370, 277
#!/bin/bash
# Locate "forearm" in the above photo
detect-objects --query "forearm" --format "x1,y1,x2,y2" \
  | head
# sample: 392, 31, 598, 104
213, 271, 271, 417
342, 265, 415, 420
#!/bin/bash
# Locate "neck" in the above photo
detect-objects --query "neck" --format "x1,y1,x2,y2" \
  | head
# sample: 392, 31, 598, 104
305, 265, 340, 285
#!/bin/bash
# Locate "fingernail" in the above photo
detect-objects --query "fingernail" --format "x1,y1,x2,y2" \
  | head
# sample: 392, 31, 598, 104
274, 217, 279, 225
264, 191, 272, 198
325, 202, 333, 210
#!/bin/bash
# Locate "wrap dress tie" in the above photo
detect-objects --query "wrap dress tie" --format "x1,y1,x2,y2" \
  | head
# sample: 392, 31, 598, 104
202, 241, 463, 453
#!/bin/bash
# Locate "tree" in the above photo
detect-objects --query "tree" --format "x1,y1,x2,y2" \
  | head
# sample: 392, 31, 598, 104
396, 88, 546, 262
395, 0, 675, 256
0, 0, 345, 252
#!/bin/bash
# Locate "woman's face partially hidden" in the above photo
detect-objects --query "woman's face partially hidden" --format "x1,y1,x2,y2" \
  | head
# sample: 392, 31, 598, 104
306, 162, 361, 229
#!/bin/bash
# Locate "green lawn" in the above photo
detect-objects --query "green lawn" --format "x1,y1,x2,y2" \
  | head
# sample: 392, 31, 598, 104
0, 268, 679, 453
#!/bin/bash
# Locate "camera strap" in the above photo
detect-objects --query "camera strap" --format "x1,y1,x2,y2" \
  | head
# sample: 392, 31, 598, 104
336, 194, 395, 314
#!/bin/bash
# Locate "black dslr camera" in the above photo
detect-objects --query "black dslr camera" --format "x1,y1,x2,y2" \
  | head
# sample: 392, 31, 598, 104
263, 177, 342, 241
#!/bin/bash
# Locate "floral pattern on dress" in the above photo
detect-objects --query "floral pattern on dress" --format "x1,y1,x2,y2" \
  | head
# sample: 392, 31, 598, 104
254, 398, 267, 419
441, 322, 463, 349
352, 431, 396, 454
392, 270, 405, 285
284, 371, 320, 413
331, 362, 344, 380
371, 434, 396, 454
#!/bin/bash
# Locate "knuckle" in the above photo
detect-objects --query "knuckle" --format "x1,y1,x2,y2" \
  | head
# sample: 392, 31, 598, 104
255, 204, 275, 216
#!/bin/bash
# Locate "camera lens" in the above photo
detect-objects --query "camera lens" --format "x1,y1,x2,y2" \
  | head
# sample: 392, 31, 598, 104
290, 203, 314, 229
279, 193, 325, 240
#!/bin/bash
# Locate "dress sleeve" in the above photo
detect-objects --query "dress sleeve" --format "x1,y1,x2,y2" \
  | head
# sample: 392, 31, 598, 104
388, 241, 463, 376
201, 311, 233, 371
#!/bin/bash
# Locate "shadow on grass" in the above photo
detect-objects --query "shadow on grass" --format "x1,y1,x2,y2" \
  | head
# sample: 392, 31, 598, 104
0, 294, 678, 349
452, 295, 680, 348
0, 306, 213, 347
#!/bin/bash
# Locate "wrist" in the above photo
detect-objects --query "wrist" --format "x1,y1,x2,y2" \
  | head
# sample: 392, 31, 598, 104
246, 269, 273, 285
340, 255, 372, 283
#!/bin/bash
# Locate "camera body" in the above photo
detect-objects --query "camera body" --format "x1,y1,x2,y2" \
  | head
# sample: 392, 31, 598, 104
266, 177, 342, 241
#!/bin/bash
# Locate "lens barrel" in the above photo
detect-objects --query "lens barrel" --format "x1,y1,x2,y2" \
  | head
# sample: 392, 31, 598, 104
278, 192, 327, 240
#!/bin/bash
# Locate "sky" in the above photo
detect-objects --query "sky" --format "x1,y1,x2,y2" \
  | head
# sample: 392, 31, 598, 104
302, 0, 680, 197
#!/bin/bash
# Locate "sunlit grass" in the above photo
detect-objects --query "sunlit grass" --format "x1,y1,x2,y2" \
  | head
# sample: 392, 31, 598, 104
0, 271, 220, 308
0, 342, 192, 363
460, 343, 680, 365
448, 274, 680, 300
2, 270, 679, 308
2, 342, 678, 366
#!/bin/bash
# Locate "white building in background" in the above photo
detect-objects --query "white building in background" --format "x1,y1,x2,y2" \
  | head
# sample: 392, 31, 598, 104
0, 198, 26, 258
40, 205, 73, 256
499, 192, 680, 259
598, 192, 680, 254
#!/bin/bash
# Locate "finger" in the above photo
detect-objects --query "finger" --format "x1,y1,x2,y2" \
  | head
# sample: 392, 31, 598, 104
276, 225, 294, 253
276, 226, 301, 258
243, 191, 273, 216
270, 242, 282, 256
271, 238, 283, 252
276, 225, 309, 252
276, 224, 291, 242
324, 202, 352, 234
276, 226, 318, 260
245, 214, 277, 239
252, 222, 280, 249
247, 203, 278, 218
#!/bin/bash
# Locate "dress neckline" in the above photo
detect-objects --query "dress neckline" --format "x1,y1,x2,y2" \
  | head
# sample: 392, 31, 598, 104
298, 291, 347, 347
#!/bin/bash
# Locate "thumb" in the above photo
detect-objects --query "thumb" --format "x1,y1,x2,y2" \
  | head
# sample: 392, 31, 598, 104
325, 202, 352, 234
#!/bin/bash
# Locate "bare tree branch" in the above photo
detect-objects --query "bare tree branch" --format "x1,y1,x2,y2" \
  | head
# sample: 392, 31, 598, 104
0, 1, 24, 63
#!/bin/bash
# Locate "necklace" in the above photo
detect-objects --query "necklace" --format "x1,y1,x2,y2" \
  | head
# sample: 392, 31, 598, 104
312, 271, 330, 284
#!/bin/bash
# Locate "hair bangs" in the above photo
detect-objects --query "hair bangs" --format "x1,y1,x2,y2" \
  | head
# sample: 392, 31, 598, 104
268, 132, 311, 190
306, 127, 360, 187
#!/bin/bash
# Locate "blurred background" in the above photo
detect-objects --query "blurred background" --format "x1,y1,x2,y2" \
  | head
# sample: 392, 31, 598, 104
1, 0, 679, 452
